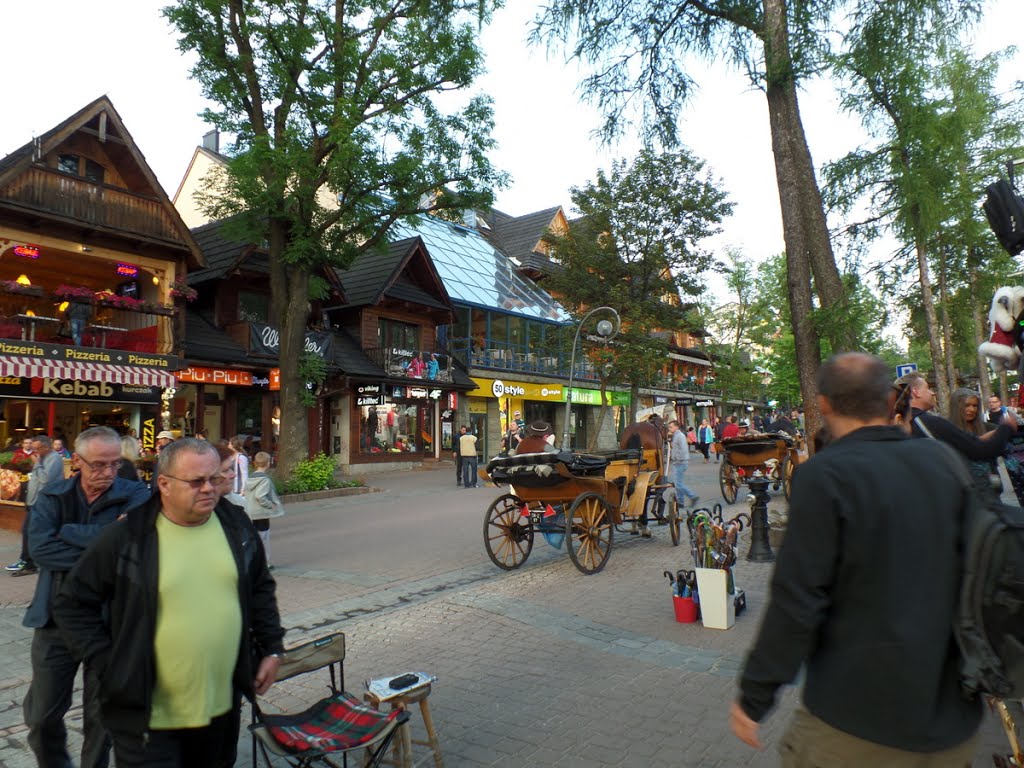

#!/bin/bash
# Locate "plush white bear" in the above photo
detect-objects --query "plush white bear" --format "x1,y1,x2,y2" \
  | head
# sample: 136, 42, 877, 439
979, 286, 1024, 372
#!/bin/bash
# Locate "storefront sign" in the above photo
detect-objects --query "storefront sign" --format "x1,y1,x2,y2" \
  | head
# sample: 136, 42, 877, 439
249, 322, 334, 359
270, 368, 280, 391
409, 387, 429, 399
176, 366, 254, 386
695, 399, 715, 407
0, 340, 180, 370
470, 377, 565, 402
251, 376, 270, 387
357, 383, 384, 395
676, 398, 694, 406
357, 394, 386, 406
0, 376, 161, 404
447, 393, 457, 409
564, 387, 631, 406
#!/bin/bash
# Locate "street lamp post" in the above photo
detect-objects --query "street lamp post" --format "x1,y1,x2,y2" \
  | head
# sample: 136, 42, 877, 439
562, 306, 621, 451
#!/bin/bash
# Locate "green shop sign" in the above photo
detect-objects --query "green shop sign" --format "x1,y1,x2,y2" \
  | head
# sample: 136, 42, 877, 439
563, 387, 631, 406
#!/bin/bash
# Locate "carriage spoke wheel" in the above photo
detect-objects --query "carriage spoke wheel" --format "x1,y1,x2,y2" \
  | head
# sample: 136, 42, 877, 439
566, 492, 614, 574
483, 494, 534, 570
781, 455, 795, 501
719, 462, 738, 504
667, 497, 682, 547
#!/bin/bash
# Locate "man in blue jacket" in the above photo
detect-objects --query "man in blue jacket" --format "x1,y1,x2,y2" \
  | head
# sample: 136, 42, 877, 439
23, 426, 150, 768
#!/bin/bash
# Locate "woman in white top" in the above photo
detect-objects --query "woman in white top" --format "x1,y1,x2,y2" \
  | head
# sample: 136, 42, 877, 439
229, 436, 249, 495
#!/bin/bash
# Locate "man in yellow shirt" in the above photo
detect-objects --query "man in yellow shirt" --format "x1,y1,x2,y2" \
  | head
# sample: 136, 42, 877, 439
53, 438, 284, 767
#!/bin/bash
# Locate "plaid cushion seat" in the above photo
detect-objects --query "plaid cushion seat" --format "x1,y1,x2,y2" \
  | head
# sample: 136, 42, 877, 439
263, 692, 401, 752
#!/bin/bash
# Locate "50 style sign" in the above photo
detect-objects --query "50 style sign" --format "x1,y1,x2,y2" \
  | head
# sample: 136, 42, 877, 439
249, 322, 333, 359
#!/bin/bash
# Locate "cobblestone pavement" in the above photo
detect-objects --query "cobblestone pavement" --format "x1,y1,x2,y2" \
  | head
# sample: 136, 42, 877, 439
0, 455, 1013, 767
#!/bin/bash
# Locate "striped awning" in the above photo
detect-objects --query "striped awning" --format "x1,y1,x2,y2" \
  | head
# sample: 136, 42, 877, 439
668, 352, 712, 367
0, 356, 176, 388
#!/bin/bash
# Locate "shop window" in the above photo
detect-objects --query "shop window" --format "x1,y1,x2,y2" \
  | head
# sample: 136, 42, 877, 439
239, 291, 269, 322
359, 401, 426, 454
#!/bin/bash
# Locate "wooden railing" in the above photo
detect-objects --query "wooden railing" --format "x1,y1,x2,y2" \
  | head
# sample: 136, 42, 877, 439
0, 166, 182, 242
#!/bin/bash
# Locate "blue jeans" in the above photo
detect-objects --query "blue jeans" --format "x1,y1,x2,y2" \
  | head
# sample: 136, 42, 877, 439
461, 455, 478, 487
671, 462, 697, 503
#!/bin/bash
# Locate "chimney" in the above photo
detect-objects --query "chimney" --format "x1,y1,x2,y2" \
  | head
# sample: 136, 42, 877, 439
202, 129, 220, 154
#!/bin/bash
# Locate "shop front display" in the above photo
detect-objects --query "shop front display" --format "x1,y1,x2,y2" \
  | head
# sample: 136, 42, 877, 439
175, 365, 277, 452
356, 384, 441, 456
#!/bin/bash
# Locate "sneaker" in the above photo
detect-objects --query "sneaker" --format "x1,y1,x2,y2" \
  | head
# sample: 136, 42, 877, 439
689, 496, 700, 508
11, 564, 38, 577
5, 559, 27, 572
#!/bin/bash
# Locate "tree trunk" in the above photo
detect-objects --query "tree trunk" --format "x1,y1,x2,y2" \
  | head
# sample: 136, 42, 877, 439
630, 381, 641, 424
937, 262, 957, 393
270, 219, 312, 479
762, 0, 853, 355
763, 0, 824, 449
914, 239, 949, 412
969, 273, 990, 402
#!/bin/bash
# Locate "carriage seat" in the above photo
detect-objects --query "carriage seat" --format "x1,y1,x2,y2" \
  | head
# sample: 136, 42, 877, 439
485, 451, 611, 487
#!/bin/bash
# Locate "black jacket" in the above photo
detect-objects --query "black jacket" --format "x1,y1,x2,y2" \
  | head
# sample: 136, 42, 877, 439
25, 475, 151, 629
51, 495, 285, 735
911, 408, 1012, 460
738, 425, 982, 752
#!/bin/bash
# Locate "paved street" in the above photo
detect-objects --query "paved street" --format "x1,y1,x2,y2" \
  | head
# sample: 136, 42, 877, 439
0, 456, 1013, 766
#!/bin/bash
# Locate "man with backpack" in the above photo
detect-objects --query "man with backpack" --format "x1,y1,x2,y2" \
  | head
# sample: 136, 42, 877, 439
731, 353, 982, 762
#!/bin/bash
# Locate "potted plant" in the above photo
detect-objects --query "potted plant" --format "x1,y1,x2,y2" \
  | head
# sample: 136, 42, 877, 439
54, 284, 97, 302
169, 280, 198, 302
0, 280, 45, 298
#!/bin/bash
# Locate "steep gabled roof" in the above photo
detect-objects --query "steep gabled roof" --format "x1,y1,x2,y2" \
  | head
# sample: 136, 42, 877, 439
0, 95, 205, 268
332, 236, 452, 312
487, 206, 562, 262
187, 215, 269, 284
184, 311, 251, 365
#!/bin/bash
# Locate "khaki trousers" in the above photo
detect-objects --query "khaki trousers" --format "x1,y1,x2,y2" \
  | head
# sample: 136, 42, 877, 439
779, 707, 978, 768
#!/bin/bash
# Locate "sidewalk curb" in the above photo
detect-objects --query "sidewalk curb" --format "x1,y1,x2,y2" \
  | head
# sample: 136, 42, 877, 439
281, 486, 379, 505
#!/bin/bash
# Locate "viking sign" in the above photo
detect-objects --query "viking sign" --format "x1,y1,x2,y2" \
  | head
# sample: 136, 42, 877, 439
249, 322, 334, 359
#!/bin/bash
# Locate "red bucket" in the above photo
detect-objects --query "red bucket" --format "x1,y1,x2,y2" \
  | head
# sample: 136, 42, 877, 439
672, 595, 698, 623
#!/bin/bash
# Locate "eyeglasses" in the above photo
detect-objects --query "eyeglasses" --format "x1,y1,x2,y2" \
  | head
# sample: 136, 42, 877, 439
77, 457, 121, 473
163, 473, 223, 490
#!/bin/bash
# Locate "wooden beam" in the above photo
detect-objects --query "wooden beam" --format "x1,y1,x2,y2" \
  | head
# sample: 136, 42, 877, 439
98, 113, 107, 142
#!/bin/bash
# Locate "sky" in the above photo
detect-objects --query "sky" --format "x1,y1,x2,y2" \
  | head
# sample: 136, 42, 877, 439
1, 1, 1019, 313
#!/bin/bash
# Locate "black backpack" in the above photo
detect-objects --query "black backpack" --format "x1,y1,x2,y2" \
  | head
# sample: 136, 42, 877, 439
918, 425, 1024, 697
956, 491, 1024, 698
983, 179, 1024, 257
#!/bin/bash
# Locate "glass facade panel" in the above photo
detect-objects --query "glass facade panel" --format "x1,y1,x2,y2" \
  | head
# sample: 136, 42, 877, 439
392, 215, 569, 322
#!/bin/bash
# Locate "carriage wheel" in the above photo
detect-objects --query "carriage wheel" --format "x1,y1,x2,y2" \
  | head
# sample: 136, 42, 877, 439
483, 494, 534, 570
719, 462, 739, 504
566, 492, 614, 575
781, 455, 795, 500
667, 498, 682, 547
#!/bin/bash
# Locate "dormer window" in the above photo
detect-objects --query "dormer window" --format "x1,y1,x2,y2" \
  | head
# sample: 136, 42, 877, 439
56, 153, 105, 185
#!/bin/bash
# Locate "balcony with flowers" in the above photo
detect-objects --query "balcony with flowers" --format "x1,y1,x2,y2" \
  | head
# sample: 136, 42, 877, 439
0, 245, 185, 356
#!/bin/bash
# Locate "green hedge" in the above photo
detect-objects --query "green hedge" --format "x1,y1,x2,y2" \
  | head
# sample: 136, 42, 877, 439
277, 453, 361, 495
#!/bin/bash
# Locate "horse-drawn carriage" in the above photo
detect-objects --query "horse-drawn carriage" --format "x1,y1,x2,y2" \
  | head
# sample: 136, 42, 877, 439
482, 422, 677, 574
714, 432, 801, 504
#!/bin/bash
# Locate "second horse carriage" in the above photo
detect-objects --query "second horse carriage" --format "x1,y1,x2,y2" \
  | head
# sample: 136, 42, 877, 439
714, 432, 801, 504
482, 422, 680, 574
